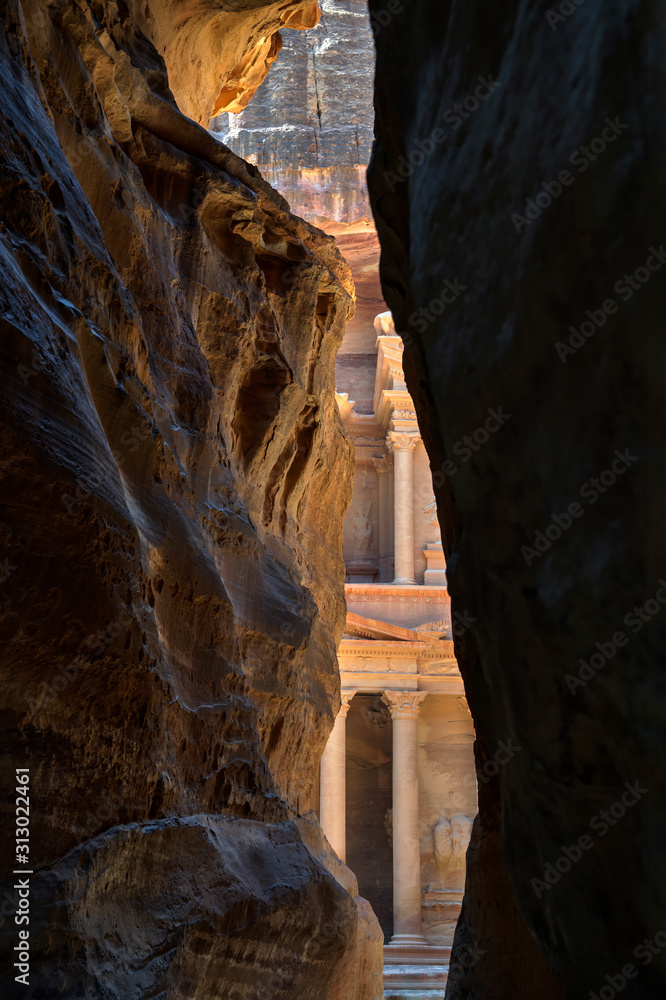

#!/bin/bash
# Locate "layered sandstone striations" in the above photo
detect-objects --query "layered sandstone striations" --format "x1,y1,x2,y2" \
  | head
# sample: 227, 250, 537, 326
130, 0, 322, 124
216, 0, 375, 225
368, 2, 665, 998
217, 0, 384, 346
0, 0, 382, 996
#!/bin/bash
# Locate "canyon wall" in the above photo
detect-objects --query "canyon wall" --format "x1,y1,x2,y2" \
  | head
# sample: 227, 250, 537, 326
218, 0, 384, 348
368, 1, 665, 998
215, 0, 375, 226
0, 0, 382, 996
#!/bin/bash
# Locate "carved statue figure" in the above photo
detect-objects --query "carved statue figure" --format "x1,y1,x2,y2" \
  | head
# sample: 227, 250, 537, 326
433, 815, 453, 882
351, 502, 373, 553
433, 813, 473, 887
450, 813, 474, 867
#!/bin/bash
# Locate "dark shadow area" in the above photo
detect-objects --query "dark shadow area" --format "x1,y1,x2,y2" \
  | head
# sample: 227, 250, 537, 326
346, 692, 394, 938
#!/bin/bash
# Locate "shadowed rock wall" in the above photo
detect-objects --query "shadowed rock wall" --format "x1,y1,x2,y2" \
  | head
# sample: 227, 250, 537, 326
0, 0, 383, 996
368, 1, 665, 998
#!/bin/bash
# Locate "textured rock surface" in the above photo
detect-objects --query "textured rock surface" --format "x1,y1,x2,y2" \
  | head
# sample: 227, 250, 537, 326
368, 1, 664, 998
0, 0, 383, 995
216, 0, 375, 224
217, 1, 383, 358
29, 816, 358, 998
132, 0, 322, 124
296, 812, 385, 1000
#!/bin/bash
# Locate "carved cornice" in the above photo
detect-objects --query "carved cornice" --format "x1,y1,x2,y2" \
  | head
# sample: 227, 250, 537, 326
350, 435, 386, 447
338, 646, 426, 657
381, 690, 428, 719
339, 647, 445, 657
415, 620, 450, 633
387, 431, 421, 452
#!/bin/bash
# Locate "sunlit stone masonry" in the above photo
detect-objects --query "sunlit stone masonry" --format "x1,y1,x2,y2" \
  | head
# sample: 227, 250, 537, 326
330, 313, 478, 995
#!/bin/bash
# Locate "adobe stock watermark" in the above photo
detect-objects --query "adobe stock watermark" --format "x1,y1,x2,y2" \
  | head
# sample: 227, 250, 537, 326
521, 449, 638, 566
545, 0, 587, 31
511, 117, 629, 234
555, 245, 666, 361
404, 277, 467, 338
565, 579, 666, 694
369, 0, 408, 37
589, 929, 666, 1000
27, 608, 136, 712
429, 407, 512, 486
478, 738, 521, 784
476, 739, 523, 785
17, 347, 48, 388
385, 75, 500, 191
450, 608, 479, 637
459, 737, 521, 797
449, 936, 487, 974
530, 780, 648, 898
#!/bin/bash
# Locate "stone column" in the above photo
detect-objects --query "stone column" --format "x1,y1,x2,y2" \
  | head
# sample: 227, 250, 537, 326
382, 689, 428, 946
387, 432, 420, 584
388, 462, 395, 579
319, 691, 355, 862
373, 455, 393, 582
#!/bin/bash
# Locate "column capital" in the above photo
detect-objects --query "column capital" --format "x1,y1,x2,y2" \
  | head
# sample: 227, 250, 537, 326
387, 431, 420, 452
373, 454, 394, 475
338, 690, 356, 718
382, 690, 427, 719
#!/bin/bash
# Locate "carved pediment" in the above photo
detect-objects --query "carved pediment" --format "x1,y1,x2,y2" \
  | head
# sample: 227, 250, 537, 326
344, 612, 421, 642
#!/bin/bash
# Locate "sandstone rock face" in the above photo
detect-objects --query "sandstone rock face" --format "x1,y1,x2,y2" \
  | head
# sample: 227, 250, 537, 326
217, 2, 384, 363
216, 0, 375, 225
368, 2, 664, 998
296, 813, 385, 1000
131, 0, 322, 124
0, 0, 382, 995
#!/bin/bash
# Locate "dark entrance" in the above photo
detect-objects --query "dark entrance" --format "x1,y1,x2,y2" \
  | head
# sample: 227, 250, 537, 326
345, 692, 393, 938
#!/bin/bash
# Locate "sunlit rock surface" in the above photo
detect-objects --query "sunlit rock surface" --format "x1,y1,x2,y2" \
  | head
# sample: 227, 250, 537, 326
131, 0, 321, 124
216, 0, 375, 225
368, 1, 665, 998
217, 1, 384, 351
0, 0, 382, 995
